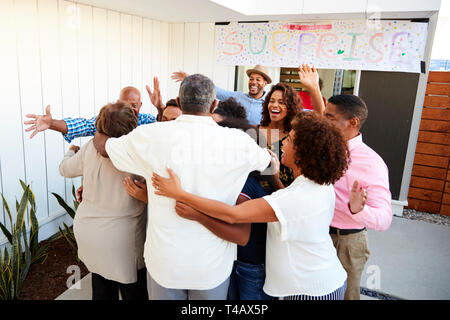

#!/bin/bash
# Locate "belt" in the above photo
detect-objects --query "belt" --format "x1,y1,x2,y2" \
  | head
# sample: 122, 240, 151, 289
329, 226, 366, 235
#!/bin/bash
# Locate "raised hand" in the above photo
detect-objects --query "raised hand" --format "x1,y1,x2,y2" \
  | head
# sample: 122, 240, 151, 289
171, 71, 188, 83
24, 105, 53, 138
298, 64, 320, 92
151, 167, 183, 200
349, 180, 368, 214
146, 77, 163, 110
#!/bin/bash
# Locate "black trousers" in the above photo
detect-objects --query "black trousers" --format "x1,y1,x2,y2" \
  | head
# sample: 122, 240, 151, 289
91, 267, 148, 300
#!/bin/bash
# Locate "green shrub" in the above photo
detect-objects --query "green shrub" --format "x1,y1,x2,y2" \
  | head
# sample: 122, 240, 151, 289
0, 180, 47, 300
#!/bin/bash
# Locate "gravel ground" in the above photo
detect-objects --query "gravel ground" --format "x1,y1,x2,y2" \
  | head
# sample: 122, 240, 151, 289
402, 208, 450, 227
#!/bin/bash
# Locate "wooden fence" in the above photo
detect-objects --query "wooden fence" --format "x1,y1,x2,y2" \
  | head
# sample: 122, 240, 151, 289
407, 71, 450, 216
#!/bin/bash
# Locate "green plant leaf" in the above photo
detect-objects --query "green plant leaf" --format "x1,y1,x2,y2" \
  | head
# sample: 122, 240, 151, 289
0, 222, 12, 245
15, 187, 30, 232
72, 185, 77, 201
51, 192, 75, 219
59, 226, 78, 255
29, 210, 40, 255
4, 248, 9, 266
1, 193, 12, 227
11, 233, 21, 298
20, 180, 35, 211
31, 244, 49, 265
19, 235, 31, 290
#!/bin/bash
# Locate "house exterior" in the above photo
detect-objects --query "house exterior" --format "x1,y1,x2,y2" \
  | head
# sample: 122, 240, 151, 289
0, 0, 442, 248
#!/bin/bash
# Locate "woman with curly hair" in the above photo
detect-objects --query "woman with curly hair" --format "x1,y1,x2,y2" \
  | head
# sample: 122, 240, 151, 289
257, 64, 326, 193
151, 112, 368, 300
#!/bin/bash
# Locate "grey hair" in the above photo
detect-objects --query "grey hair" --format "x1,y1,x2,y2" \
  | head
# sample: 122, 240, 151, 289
179, 74, 216, 113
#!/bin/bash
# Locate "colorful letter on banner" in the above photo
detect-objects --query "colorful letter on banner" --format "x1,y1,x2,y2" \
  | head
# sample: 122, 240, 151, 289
215, 20, 427, 73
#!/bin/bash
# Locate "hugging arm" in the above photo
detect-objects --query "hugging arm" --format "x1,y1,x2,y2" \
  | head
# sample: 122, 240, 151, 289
152, 167, 277, 224
175, 199, 251, 246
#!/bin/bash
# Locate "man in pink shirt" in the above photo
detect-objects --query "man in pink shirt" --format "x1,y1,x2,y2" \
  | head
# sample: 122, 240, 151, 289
324, 94, 392, 300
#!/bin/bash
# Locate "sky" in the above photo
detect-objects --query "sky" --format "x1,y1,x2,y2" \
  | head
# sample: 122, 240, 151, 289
431, 0, 450, 59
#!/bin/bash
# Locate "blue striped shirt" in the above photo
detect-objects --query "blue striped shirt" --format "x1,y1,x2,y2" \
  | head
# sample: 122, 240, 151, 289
62, 113, 156, 143
216, 86, 266, 125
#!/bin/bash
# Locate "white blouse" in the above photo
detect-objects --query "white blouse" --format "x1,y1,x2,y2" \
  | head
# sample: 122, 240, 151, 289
263, 175, 347, 297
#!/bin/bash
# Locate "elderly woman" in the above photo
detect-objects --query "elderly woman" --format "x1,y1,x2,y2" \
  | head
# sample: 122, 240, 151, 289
152, 112, 369, 300
59, 101, 147, 300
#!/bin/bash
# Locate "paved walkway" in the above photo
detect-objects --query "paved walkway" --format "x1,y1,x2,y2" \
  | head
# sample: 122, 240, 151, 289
56, 216, 450, 300
361, 216, 450, 300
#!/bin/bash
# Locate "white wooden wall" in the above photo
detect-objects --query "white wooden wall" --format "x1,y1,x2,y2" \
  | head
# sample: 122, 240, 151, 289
0, 0, 235, 245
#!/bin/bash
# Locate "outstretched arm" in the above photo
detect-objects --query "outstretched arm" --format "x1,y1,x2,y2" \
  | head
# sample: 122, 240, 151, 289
152, 167, 277, 224
24, 105, 69, 138
298, 64, 325, 116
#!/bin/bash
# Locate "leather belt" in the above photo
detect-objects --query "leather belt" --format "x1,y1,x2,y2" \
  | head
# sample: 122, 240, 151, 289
329, 226, 366, 235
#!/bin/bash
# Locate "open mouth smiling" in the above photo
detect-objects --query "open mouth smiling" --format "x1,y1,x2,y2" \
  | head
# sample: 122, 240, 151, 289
270, 109, 281, 115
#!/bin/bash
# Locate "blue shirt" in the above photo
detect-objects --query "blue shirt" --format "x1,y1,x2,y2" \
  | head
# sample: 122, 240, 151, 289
62, 113, 156, 143
216, 86, 266, 125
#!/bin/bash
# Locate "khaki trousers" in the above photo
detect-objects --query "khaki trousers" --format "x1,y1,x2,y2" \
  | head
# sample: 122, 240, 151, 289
330, 229, 370, 300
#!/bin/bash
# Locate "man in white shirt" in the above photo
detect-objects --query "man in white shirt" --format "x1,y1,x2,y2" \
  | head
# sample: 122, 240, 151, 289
93, 74, 272, 300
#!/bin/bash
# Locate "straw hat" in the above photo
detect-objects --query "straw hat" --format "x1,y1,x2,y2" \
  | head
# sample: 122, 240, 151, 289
246, 65, 272, 84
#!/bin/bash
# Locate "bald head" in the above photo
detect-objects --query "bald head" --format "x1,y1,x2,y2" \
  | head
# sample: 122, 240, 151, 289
119, 87, 142, 116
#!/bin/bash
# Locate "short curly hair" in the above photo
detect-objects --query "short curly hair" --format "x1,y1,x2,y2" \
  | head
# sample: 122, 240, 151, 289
291, 112, 349, 185
260, 82, 302, 132
95, 101, 138, 138
214, 98, 247, 120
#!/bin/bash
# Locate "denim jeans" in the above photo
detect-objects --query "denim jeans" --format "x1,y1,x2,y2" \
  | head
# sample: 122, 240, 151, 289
228, 260, 275, 300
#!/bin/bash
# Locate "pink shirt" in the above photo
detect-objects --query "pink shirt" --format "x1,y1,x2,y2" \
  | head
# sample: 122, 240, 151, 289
331, 134, 392, 232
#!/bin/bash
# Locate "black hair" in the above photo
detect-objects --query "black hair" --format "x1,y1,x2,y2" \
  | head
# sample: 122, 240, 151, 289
214, 98, 247, 120
328, 94, 368, 129
165, 99, 180, 108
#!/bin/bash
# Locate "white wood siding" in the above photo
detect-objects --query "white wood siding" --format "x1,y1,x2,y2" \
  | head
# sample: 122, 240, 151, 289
0, 0, 235, 246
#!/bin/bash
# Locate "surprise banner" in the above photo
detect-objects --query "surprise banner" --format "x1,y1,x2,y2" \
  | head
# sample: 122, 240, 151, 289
215, 20, 428, 73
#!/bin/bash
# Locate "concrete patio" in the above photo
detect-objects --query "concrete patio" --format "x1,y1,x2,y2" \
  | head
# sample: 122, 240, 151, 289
56, 216, 450, 300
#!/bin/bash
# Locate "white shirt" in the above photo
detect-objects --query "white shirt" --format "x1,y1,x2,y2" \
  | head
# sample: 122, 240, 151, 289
262, 175, 347, 297
105, 114, 271, 290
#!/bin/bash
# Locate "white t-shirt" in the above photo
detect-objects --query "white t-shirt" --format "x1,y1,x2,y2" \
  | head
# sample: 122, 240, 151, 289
105, 114, 271, 290
262, 175, 347, 297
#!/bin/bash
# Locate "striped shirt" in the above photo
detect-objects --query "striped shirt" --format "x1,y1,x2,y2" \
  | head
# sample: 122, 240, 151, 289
283, 281, 347, 300
62, 113, 157, 143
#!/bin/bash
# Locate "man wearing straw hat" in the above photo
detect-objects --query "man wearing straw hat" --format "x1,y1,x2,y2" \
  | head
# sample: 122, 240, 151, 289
172, 65, 272, 125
